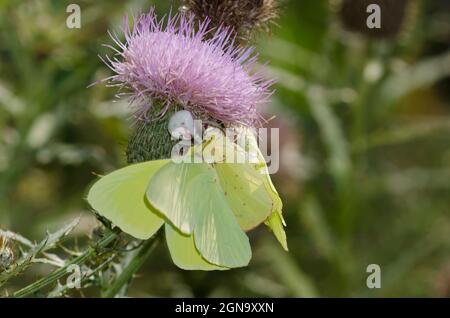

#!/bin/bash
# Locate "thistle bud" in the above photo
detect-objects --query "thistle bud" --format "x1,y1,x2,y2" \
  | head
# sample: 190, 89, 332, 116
340, 0, 410, 38
182, 0, 280, 41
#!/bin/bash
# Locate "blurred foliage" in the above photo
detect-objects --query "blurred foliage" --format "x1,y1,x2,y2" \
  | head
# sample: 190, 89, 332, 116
0, 0, 449, 297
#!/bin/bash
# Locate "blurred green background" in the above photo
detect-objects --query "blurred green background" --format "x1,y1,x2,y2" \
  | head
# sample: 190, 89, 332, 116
0, 0, 449, 297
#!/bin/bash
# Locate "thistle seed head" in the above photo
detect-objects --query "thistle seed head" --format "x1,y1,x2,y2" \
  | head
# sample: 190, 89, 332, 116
182, 0, 280, 41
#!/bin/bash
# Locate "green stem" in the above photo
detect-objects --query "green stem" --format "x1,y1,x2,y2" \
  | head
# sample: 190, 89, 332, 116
48, 255, 115, 298
102, 230, 162, 298
12, 230, 119, 298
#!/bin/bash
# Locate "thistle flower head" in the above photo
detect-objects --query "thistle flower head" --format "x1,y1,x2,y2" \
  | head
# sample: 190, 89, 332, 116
182, 0, 280, 40
103, 9, 273, 127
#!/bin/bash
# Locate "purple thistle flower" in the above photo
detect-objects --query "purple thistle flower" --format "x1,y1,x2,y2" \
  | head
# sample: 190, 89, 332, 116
102, 8, 274, 126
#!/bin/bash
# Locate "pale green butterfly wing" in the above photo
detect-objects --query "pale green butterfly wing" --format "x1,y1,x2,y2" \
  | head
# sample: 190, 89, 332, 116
236, 127, 288, 250
165, 224, 228, 271
147, 162, 251, 268
188, 167, 252, 268
265, 210, 288, 251
146, 162, 207, 234
262, 169, 288, 251
215, 163, 273, 231
202, 127, 274, 231
87, 160, 168, 240
203, 126, 287, 250
192, 126, 287, 250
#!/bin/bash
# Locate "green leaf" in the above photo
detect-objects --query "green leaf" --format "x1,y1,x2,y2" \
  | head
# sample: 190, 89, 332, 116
165, 224, 227, 271
87, 160, 168, 240
380, 51, 450, 107
306, 87, 351, 181
147, 162, 251, 268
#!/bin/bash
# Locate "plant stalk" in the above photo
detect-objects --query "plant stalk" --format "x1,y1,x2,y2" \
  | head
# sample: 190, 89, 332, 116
102, 230, 162, 298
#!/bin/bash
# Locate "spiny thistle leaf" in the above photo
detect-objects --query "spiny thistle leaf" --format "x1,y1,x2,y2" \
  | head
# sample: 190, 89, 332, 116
0, 219, 79, 287
42, 218, 80, 252
0, 238, 47, 286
